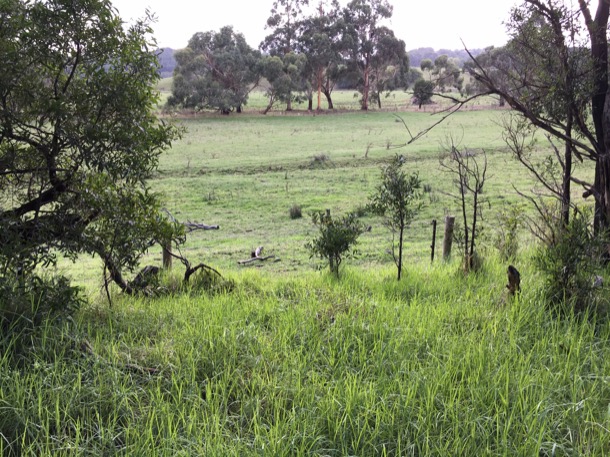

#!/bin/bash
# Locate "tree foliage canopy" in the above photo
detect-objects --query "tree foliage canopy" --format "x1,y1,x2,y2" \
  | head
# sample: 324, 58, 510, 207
169, 26, 261, 114
340, 0, 407, 110
466, 0, 610, 231
0, 0, 180, 280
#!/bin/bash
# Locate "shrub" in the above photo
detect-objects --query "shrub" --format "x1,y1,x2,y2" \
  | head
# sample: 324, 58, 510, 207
494, 203, 525, 261
308, 153, 333, 169
353, 204, 370, 218
368, 154, 423, 280
534, 208, 605, 314
305, 211, 364, 278
0, 274, 83, 337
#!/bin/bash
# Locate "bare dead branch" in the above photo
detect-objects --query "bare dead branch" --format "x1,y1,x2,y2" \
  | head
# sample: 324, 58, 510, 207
238, 255, 278, 265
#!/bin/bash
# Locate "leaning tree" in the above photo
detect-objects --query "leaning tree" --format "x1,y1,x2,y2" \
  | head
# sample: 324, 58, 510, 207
0, 0, 181, 288
467, 0, 610, 233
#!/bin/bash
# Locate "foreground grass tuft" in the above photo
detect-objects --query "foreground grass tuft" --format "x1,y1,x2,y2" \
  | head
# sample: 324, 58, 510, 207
1, 260, 609, 456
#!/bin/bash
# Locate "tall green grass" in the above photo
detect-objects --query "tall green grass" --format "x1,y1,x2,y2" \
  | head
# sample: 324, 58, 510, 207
2, 258, 609, 455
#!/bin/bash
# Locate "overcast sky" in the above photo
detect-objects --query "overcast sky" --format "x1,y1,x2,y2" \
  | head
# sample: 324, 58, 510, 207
109, 0, 519, 51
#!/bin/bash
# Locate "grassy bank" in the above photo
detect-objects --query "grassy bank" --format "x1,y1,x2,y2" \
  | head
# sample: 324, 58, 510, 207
2, 258, 609, 455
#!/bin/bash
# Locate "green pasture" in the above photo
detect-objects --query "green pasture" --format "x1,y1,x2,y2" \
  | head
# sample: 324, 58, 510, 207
92, 107, 595, 281
57, 99, 598, 291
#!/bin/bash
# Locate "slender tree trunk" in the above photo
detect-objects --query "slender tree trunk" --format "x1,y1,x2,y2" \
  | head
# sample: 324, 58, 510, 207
562, 116, 573, 226
469, 185, 478, 270
595, 152, 610, 230
323, 75, 334, 109
317, 67, 323, 110
581, 0, 609, 233
397, 224, 404, 280
460, 174, 469, 269
323, 89, 334, 109
263, 94, 275, 115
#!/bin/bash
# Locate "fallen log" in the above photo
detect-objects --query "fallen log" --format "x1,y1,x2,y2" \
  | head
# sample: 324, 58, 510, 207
184, 221, 220, 232
238, 255, 278, 265
239, 246, 280, 265
162, 208, 220, 232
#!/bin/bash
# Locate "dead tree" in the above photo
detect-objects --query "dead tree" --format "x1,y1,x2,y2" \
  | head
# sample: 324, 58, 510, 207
440, 139, 489, 272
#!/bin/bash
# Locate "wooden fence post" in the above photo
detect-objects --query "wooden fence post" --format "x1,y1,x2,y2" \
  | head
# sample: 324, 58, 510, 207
443, 215, 455, 261
431, 219, 437, 263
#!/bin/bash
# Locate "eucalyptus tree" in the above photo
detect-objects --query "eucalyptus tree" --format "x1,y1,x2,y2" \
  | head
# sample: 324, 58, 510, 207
169, 26, 261, 114
339, 0, 400, 110
431, 54, 462, 93
258, 52, 308, 114
462, 46, 511, 103
0, 0, 180, 286
369, 155, 422, 280
368, 27, 409, 109
412, 78, 434, 108
261, 0, 310, 110
294, 0, 344, 110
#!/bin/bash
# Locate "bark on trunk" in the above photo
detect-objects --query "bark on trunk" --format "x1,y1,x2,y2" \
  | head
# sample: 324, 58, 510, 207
562, 116, 573, 226
582, 0, 609, 233
361, 64, 370, 110
397, 224, 404, 280
323, 89, 334, 109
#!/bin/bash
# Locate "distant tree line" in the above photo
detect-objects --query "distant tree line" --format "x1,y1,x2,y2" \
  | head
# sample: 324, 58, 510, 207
166, 0, 413, 113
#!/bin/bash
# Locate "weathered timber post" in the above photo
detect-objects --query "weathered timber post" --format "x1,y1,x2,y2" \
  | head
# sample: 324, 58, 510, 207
431, 219, 437, 263
443, 215, 455, 260
162, 240, 172, 269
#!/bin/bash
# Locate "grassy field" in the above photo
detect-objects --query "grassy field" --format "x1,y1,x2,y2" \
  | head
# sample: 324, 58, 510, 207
64, 102, 533, 288
59, 88, 597, 290
4, 88, 610, 455
106, 102, 592, 279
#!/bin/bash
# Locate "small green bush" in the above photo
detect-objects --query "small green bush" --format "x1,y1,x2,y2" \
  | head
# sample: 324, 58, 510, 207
494, 203, 525, 261
534, 208, 605, 314
306, 211, 364, 277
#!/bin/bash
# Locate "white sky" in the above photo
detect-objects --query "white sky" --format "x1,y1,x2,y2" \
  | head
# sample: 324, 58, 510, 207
109, 0, 519, 51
